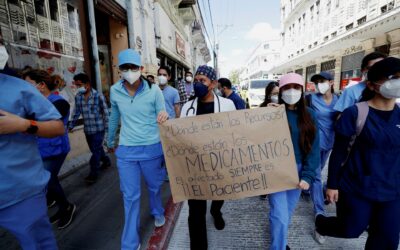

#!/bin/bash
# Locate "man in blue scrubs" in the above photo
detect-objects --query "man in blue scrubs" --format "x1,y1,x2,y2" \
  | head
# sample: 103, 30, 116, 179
0, 40, 65, 249
334, 52, 387, 112
218, 77, 246, 110
157, 66, 181, 118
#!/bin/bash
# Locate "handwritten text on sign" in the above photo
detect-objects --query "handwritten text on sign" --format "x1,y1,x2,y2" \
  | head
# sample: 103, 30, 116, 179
159, 105, 299, 203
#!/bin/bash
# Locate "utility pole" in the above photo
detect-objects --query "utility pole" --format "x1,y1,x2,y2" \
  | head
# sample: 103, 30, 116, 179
214, 24, 233, 77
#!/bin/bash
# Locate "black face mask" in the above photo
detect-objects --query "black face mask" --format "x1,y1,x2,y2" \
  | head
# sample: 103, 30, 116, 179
194, 82, 209, 98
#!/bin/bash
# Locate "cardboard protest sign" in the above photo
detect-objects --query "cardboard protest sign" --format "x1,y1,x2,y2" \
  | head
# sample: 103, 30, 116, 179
159, 105, 299, 203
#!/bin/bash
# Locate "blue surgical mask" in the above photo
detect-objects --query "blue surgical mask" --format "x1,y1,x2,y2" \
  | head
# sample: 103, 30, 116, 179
194, 82, 209, 98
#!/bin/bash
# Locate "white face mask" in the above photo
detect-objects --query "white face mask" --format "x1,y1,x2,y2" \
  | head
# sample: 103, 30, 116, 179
158, 75, 168, 85
270, 94, 279, 104
122, 70, 141, 85
186, 76, 193, 82
77, 86, 86, 94
379, 78, 400, 99
0, 46, 9, 70
281, 88, 302, 105
317, 82, 330, 94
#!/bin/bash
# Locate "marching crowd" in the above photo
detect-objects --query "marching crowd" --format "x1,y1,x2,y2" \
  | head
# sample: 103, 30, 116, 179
0, 33, 400, 250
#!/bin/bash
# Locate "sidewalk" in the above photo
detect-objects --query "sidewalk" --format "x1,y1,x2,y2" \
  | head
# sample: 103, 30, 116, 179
167, 196, 368, 249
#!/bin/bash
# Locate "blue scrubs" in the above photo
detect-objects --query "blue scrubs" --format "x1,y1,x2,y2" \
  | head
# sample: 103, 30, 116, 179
308, 94, 338, 216
108, 79, 166, 250
317, 105, 400, 249
334, 81, 366, 112
268, 108, 319, 250
0, 73, 60, 249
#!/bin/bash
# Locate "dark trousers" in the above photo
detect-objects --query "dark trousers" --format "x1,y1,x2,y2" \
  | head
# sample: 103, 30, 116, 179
316, 191, 400, 250
43, 153, 69, 211
188, 200, 224, 250
85, 131, 110, 176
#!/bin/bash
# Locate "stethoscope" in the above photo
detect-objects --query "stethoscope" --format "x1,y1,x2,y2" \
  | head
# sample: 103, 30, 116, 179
186, 95, 221, 116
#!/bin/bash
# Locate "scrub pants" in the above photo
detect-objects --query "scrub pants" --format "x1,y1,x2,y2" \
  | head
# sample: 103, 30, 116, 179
316, 191, 400, 250
116, 155, 166, 250
187, 200, 224, 250
0, 192, 58, 250
310, 149, 331, 216
268, 164, 302, 250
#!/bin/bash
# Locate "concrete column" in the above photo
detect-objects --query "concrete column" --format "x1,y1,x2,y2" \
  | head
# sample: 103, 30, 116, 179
387, 28, 400, 57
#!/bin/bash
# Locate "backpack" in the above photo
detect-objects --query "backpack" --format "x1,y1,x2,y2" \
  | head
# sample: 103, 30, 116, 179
341, 101, 399, 167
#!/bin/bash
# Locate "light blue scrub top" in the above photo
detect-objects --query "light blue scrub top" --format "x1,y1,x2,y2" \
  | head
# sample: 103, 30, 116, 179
309, 94, 338, 150
161, 85, 180, 119
107, 79, 166, 160
334, 81, 366, 112
0, 73, 61, 209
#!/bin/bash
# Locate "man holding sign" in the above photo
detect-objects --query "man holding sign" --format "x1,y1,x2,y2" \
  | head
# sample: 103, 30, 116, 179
180, 65, 236, 250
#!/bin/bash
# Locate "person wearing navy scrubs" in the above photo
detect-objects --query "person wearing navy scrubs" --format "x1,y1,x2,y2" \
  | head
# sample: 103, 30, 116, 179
307, 72, 338, 222
107, 49, 168, 250
316, 57, 400, 250
0, 41, 64, 249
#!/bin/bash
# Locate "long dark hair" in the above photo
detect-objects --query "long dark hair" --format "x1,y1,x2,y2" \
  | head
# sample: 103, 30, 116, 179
279, 88, 316, 155
260, 81, 279, 107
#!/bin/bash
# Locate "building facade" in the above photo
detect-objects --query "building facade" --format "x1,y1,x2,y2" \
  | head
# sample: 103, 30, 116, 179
0, 0, 210, 166
272, 0, 400, 91
239, 40, 281, 85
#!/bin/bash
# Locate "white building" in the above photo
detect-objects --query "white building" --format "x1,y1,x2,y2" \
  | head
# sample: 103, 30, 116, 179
239, 40, 281, 84
150, 0, 211, 80
272, 0, 400, 91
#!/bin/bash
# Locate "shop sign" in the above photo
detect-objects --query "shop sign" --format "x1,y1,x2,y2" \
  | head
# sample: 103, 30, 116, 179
343, 45, 363, 56
175, 32, 185, 59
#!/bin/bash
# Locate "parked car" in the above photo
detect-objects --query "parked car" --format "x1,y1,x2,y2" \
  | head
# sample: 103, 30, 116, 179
246, 79, 275, 108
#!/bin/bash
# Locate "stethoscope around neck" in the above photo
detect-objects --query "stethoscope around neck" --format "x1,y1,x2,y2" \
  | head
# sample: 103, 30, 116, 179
186, 94, 221, 116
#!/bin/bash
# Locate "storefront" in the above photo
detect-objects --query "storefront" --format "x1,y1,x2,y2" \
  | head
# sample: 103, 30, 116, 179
340, 51, 364, 89
294, 68, 303, 76
305, 64, 316, 91
94, 0, 128, 104
321, 59, 336, 78
154, 2, 193, 85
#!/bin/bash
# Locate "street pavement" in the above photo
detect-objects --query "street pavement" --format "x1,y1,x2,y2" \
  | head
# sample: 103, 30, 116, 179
167, 166, 395, 250
0, 155, 171, 250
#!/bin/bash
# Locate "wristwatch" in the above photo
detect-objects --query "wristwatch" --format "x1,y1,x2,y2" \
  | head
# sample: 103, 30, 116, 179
25, 120, 38, 134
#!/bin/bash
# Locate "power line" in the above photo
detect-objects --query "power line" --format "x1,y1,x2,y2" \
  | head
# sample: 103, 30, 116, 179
197, 0, 214, 52
207, 0, 216, 45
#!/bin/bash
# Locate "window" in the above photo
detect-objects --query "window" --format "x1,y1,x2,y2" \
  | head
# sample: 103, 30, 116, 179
327, 0, 331, 14
310, 5, 314, 20
67, 4, 76, 29
331, 31, 337, 37
49, 0, 58, 21
381, 5, 387, 14
357, 16, 366, 25
34, 0, 46, 17
335, 0, 340, 7
346, 23, 354, 30
324, 36, 329, 41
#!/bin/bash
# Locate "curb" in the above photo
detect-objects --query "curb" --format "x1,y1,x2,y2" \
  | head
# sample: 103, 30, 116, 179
146, 197, 183, 250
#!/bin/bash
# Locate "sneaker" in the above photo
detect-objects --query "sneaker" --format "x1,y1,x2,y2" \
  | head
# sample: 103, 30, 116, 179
58, 204, 76, 229
259, 195, 267, 200
286, 245, 290, 250
212, 214, 225, 230
314, 229, 326, 244
154, 215, 165, 227
84, 175, 97, 184
49, 210, 62, 224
